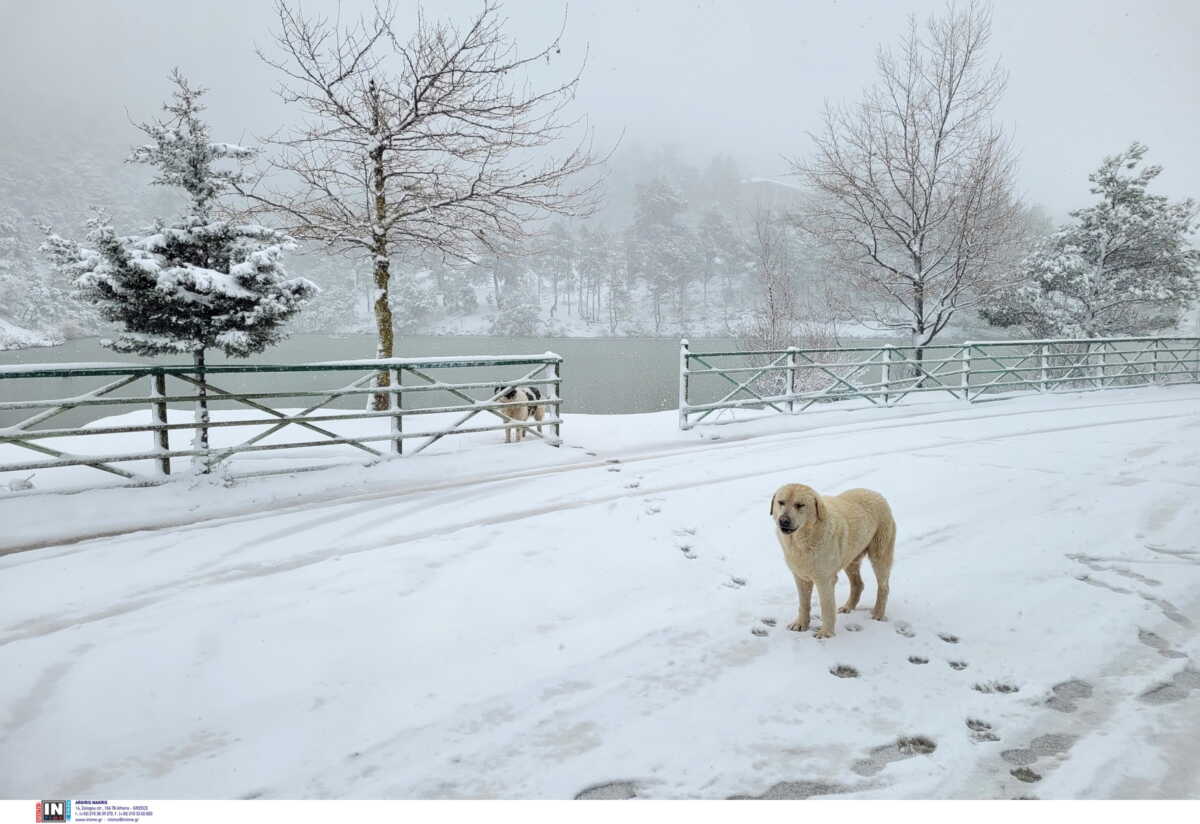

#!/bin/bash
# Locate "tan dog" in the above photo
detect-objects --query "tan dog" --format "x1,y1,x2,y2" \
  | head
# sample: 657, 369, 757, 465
770, 483, 895, 639
494, 385, 545, 443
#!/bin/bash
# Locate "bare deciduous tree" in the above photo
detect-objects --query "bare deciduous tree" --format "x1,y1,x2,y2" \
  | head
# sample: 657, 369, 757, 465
790, 0, 1023, 368
739, 206, 837, 397
239, 0, 599, 407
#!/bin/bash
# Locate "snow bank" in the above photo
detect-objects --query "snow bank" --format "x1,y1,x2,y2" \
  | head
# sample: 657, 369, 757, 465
0, 317, 64, 351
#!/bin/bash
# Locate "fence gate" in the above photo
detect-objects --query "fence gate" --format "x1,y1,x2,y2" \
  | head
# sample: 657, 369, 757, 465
0, 353, 563, 490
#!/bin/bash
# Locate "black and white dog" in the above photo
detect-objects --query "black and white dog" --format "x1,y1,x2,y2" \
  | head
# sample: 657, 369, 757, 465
493, 385, 545, 442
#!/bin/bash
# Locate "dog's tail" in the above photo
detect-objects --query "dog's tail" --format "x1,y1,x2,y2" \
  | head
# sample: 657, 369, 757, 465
865, 499, 896, 570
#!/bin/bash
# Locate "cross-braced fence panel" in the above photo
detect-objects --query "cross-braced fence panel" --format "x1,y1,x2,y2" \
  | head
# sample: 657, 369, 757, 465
0, 354, 563, 491
679, 336, 1199, 428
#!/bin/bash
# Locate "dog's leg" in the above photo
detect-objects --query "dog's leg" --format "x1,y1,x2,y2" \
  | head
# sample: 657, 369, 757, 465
534, 405, 544, 435
813, 574, 838, 638
839, 557, 864, 613
787, 576, 813, 632
867, 521, 895, 621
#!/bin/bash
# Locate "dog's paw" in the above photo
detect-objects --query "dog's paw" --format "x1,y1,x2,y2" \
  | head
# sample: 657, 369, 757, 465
837, 606, 853, 614
787, 619, 810, 632
813, 628, 835, 639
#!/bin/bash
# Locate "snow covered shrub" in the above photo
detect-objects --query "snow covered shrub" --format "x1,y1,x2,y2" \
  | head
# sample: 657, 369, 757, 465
42, 71, 317, 467
738, 316, 838, 400
490, 290, 542, 336
430, 261, 479, 315
736, 207, 839, 400
448, 282, 479, 315
0, 212, 87, 337
390, 276, 440, 332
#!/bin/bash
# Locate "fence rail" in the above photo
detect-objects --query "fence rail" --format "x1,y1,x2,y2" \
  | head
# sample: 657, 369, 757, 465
678, 336, 1200, 429
0, 353, 563, 486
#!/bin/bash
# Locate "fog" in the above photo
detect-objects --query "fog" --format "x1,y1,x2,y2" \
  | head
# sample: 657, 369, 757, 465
3, 0, 1198, 219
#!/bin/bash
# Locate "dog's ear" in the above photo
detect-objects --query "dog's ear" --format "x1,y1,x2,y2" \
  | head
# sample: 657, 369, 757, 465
813, 495, 826, 521
769, 488, 782, 516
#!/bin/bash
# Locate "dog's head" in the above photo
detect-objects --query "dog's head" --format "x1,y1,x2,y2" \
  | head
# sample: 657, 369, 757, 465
494, 385, 520, 401
769, 483, 824, 535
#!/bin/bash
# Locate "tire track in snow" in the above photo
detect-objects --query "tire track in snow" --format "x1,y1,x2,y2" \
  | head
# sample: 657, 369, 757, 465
4, 409, 1196, 646
3, 395, 1196, 562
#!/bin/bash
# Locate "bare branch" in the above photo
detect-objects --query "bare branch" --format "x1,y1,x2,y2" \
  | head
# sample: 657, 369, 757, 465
788, 0, 1023, 351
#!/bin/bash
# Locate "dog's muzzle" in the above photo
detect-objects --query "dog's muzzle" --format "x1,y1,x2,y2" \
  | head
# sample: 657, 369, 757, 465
778, 519, 797, 534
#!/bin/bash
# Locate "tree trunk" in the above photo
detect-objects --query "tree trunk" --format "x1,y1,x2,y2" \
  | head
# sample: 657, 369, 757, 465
722, 273, 731, 328
491, 266, 503, 310
369, 83, 394, 412
911, 277, 927, 381
372, 251, 394, 410
193, 348, 211, 474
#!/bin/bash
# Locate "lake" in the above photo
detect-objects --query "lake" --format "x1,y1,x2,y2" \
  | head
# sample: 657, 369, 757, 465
0, 334, 740, 428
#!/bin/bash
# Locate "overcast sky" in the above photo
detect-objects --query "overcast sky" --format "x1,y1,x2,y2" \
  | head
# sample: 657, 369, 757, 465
3, 0, 1198, 220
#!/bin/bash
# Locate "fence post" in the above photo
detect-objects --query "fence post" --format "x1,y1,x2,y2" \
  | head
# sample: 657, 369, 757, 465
193, 351, 212, 475
550, 354, 562, 443
786, 346, 798, 414
150, 370, 170, 475
679, 338, 691, 430
960, 343, 972, 402
880, 345, 893, 406
1039, 344, 1049, 392
1151, 338, 1161, 385
390, 367, 403, 455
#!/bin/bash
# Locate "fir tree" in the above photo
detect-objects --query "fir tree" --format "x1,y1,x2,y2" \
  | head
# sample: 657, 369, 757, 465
43, 71, 317, 466
697, 207, 746, 326
536, 224, 575, 318
628, 179, 698, 333
982, 143, 1199, 338
0, 211, 31, 323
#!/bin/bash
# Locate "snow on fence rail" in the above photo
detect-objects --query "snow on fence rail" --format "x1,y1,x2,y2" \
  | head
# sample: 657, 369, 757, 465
0, 354, 563, 484
678, 336, 1200, 429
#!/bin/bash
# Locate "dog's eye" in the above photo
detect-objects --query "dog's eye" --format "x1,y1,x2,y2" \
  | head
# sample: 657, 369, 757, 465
795, 503, 804, 508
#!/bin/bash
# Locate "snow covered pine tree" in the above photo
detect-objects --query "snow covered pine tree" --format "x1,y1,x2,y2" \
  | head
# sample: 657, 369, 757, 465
42, 71, 317, 471
982, 142, 1199, 338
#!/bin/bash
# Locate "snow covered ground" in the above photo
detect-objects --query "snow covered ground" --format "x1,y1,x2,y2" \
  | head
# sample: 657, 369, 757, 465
2, 385, 1199, 799
0, 317, 63, 351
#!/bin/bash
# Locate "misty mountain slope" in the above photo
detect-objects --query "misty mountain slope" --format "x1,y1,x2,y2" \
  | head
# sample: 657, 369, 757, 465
1, 385, 1199, 799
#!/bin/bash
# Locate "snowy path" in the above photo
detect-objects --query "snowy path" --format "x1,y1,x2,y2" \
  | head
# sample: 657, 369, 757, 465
2, 386, 1199, 799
